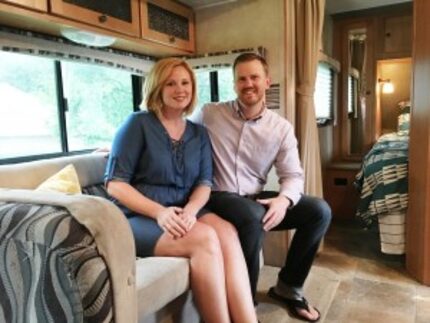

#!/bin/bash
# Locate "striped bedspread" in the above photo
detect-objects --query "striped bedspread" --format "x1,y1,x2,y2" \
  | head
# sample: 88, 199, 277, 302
355, 132, 409, 226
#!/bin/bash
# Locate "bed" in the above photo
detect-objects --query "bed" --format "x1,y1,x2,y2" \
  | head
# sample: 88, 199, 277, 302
355, 103, 410, 254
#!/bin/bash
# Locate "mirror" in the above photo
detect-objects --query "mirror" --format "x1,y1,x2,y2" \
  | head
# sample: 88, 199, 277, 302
334, 20, 374, 161
348, 29, 367, 155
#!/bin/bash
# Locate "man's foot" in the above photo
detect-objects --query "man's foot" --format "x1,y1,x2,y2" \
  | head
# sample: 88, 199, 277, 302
267, 287, 320, 322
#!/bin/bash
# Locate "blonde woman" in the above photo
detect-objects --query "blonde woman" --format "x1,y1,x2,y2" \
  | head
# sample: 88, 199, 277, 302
105, 58, 257, 323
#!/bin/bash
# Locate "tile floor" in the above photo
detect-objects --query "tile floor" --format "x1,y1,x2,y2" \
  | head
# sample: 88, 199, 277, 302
255, 219, 430, 323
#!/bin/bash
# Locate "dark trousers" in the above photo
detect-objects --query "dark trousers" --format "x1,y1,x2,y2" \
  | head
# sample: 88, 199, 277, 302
207, 191, 332, 299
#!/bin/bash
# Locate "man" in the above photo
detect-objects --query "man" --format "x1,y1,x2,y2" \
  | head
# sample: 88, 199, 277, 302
198, 53, 331, 322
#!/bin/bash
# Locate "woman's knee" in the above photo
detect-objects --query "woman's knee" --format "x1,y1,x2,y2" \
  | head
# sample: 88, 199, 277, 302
215, 218, 242, 245
190, 224, 222, 256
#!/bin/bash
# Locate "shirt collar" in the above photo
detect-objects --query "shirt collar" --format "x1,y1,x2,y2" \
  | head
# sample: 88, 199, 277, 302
233, 99, 267, 121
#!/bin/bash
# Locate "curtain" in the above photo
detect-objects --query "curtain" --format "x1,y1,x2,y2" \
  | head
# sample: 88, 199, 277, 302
294, 0, 325, 197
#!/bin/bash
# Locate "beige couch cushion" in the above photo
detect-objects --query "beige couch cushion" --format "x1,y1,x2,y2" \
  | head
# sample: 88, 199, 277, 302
136, 257, 191, 318
0, 153, 107, 189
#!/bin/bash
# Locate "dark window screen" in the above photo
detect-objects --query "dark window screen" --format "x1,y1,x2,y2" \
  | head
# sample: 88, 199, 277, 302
148, 3, 189, 40
64, 0, 132, 22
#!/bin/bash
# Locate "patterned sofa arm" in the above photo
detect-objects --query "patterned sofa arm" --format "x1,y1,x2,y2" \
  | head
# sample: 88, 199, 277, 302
0, 202, 113, 323
0, 188, 137, 323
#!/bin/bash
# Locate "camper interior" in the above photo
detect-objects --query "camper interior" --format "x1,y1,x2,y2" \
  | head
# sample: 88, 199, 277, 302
1, 0, 430, 322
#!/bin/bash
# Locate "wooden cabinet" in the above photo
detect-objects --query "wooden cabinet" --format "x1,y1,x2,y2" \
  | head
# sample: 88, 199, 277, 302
140, 0, 195, 52
0, 0, 196, 56
323, 165, 360, 219
1, 0, 46, 11
381, 15, 412, 58
50, 0, 140, 37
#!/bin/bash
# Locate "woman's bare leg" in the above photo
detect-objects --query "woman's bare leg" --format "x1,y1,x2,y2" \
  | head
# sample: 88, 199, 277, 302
154, 222, 230, 323
199, 213, 258, 323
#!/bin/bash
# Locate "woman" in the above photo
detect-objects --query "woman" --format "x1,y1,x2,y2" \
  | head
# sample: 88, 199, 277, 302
105, 58, 257, 323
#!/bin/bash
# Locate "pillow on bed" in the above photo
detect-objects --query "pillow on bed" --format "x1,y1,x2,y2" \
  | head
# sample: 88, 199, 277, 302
397, 101, 410, 135
398, 112, 410, 135
36, 164, 82, 194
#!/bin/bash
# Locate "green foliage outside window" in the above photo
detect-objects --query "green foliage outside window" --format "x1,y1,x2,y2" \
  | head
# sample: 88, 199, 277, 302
217, 68, 236, 102
0, 51, 135, 160
62, 62, 133, 150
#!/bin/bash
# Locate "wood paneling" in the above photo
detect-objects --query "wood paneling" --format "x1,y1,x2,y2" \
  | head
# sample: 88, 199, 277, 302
406, 0, 430, 285
332, 4, 412, 163
1, 0, 46, 11
383, 15, 412, 57
50, 0, 140, 37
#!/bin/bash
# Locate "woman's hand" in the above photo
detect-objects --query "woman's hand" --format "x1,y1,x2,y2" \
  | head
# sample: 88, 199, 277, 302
180, 204, 199, 231
156, 207, 189, 239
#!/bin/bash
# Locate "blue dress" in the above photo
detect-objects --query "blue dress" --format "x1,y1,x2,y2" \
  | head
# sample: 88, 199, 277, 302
105, 111, 213, 256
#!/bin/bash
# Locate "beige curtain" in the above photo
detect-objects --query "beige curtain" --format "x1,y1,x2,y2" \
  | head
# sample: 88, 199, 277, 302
294, 0, 325, 197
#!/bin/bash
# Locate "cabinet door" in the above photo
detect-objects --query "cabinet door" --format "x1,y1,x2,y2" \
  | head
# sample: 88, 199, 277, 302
1, 0, 47, 11
140, 0, 195, 52
323, 168, 359, 219
50, 0, 140, 37
383, 15, 412, 56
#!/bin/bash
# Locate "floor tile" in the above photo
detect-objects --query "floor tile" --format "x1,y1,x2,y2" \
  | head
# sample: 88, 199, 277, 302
348, 278, 416, 316
355, 258, 418, 286
256, 220, 430, 323
344, 303, 414, 323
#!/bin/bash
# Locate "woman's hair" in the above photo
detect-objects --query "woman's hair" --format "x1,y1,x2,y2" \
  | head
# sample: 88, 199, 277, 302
142, 57, 197, 116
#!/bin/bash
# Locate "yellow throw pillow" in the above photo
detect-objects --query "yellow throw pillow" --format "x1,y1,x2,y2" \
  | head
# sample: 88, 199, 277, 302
36, 164, 82, 194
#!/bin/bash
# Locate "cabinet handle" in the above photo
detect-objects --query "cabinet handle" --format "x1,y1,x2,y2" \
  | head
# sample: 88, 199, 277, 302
169, 36, 176, 43
385, 32, 391, 38
99, 15, 108, 23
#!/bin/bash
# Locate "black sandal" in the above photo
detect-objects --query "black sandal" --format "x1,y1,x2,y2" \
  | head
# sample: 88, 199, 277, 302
267, 287, 321, 322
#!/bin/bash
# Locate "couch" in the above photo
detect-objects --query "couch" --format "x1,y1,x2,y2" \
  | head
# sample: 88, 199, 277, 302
0, 153, 200, 323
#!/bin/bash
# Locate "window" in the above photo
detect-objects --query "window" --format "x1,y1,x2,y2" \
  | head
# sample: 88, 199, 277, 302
0, 51, 137, 163
217, 68, 236, 102
348, 74, 359, 118
0, 52, 60, 160
314, 62, 335, 123
194, 67, 236, 110
61, 61, 133, 151
195, 70, 211, 106
192, 67, 237, 120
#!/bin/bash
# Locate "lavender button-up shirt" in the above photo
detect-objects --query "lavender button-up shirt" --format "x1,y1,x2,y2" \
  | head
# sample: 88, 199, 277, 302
198, 100, 304, 206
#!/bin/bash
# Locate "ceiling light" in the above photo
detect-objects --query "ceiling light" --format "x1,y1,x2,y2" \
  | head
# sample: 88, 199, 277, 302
61, 28, 116, 47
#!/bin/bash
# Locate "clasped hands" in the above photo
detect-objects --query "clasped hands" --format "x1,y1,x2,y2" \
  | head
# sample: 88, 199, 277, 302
156, 205, 197, 239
